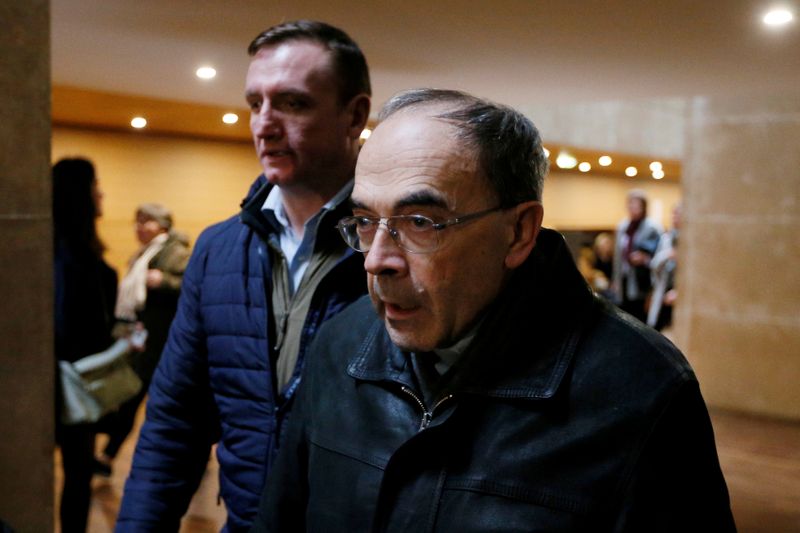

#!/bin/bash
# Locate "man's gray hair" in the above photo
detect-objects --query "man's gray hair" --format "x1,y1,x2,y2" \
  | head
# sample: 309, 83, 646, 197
378, 88, 548, 204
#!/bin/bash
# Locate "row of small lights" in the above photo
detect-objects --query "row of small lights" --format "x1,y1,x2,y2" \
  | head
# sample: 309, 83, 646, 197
129, 66, 240, 129
131, 6, 793, 133
544, 147, 666, 180
130, 66, 379, 136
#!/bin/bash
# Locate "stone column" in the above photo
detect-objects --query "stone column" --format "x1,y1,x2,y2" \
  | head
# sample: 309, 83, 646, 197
677, 93, 800, 419
0, 0, 53, 529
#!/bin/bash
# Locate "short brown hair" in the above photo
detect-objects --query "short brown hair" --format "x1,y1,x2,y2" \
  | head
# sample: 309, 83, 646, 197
248, 20, 371, 105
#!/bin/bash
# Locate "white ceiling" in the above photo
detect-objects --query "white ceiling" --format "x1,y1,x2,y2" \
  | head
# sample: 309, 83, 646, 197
52, 0, 800, 113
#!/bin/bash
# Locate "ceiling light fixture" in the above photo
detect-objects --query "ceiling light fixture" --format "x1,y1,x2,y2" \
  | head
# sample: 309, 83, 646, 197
598, 155, 612, 166
360, 128, 372, 141
556, 151, 578, 169
652, 169, 665, 180
625, 166, 638, 177
578, 162, 591, 172
222, 113, 238, 124
196, 66, 217, 80
543, 147, 550, 158
763, 8, 794, 26
130, 117, 147, 129
649, 161, 663, 172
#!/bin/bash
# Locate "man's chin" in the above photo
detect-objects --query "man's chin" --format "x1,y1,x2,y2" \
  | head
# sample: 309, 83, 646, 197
385, 325, 436, 354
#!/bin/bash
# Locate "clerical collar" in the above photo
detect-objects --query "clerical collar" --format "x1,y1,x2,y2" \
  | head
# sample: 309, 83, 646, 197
431, 320, 482, 374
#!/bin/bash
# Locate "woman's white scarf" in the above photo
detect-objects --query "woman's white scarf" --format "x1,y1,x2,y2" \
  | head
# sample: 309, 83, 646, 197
115, 232, 168, 321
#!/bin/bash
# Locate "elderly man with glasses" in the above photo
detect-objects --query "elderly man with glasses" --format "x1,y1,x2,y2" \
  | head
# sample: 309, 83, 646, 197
251, 89, 735, 532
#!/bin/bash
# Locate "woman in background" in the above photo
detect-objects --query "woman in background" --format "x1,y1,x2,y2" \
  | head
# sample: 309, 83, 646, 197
53, 157, 117, 532
94, 203, 190, 476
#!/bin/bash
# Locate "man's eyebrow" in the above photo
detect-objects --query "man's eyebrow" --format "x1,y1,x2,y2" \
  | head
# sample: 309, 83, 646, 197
244, 89, 312, 101
396, 191, 448, 209
349, 190, 449, 212
348, 198, 368, 210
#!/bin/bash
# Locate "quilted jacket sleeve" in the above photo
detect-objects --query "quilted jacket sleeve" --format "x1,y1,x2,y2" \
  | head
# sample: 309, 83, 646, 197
116, 228, 221, 532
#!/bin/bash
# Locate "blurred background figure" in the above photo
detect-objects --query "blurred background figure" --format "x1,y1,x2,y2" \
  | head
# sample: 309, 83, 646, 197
592, 232, 614, 285
53, 157, 118, 532
94, 203, 190, 477
648, 203, 681, 331
612, 189, 663, 322
577, 232, 615, 300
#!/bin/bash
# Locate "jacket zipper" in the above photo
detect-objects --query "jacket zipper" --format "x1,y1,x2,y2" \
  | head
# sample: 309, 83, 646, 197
401, 386, 454, 431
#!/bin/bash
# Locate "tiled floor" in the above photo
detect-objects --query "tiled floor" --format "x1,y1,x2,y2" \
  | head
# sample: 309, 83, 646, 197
55, 405, 800, 532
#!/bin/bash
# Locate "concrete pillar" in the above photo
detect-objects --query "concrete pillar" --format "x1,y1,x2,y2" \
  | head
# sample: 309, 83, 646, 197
0, 0, 54, 529
677, 93, 800, 419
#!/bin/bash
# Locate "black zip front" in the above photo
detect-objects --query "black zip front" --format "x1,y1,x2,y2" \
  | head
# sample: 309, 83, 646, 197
401, 386, 454, 431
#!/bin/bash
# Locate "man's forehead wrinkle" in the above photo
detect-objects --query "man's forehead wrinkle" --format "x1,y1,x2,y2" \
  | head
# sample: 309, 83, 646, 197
361, 142, 475, 177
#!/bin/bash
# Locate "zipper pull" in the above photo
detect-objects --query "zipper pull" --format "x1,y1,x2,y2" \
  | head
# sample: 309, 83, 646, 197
420, 411, 433, 430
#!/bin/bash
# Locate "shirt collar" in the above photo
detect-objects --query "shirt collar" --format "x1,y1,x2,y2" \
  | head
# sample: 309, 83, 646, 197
261, 179, 354, 233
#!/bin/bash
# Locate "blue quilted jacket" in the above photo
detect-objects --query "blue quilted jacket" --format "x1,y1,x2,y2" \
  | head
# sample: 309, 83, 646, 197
116, 175, 366, 532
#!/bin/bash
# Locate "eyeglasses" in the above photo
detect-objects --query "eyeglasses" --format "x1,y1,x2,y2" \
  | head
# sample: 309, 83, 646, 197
336, 206, 505, 254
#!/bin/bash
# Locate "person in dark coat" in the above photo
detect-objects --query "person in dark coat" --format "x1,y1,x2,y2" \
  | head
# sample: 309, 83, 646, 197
53, 157, 118, 533
252, 89, 735, 532
612, 189, 663, 322
116, 20, 371, 531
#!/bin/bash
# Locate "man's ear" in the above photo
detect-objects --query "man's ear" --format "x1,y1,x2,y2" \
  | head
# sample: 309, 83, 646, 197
344, 94, 371, 139
504, 201, 544, 269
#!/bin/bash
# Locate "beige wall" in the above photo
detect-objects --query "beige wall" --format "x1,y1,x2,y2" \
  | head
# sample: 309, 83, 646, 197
675, 93, 800, 420
53, 127, 262, 272
543, 172, 681, 231
0, 0, 53, 529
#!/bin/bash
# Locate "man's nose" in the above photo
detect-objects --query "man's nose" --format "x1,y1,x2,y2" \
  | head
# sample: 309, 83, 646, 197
363, 226, 407, 277
252, 104, 282, 139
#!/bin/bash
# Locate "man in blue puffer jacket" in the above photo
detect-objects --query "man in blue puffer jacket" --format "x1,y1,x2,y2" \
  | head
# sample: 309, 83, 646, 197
116, 20, 371, 532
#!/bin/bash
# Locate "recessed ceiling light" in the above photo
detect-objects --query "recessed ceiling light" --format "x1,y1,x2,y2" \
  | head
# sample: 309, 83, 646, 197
556, 151, 578, 169
598, 155, 612, 166
543, 147, 550, 158
649, 161, 663, 172
652, 169, 665, 180
578, 162, 591, 172
360, 128, 372, 141
625, 166, 638, 177
131, 117, 147, 129
222, 113, 239, 124
763, 8, 793, 26
196, 66, 217, 80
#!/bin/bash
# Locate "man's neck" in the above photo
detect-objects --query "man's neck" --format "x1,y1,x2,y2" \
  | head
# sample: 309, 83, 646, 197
279, 180, 347, 237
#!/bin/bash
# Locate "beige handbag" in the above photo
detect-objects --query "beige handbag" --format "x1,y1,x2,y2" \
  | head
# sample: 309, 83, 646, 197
59, 338, 143, 425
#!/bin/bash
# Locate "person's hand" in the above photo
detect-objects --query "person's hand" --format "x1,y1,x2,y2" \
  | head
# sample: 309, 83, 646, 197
129, 322, 148, 352
629, 250, 651, 266
146, 268, 164, 288
664, 289, 678, 306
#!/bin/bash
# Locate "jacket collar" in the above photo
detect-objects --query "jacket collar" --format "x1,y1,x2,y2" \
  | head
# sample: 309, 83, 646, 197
347, 228, 596, 400
239, 174, 357, 255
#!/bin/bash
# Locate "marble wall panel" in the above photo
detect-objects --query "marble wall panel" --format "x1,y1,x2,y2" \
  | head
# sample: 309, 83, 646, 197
688, 220, 800, 320
682, 92, 800, 420
687, 314, 800, 419
0, 0, 53, 529
522, 98, 688, 159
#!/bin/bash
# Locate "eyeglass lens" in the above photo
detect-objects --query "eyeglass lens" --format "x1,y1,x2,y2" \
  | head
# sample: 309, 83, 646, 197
339, 216, 439, 253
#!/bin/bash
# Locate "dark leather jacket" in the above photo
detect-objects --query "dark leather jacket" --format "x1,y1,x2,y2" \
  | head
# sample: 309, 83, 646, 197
253, 229, 735, 532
